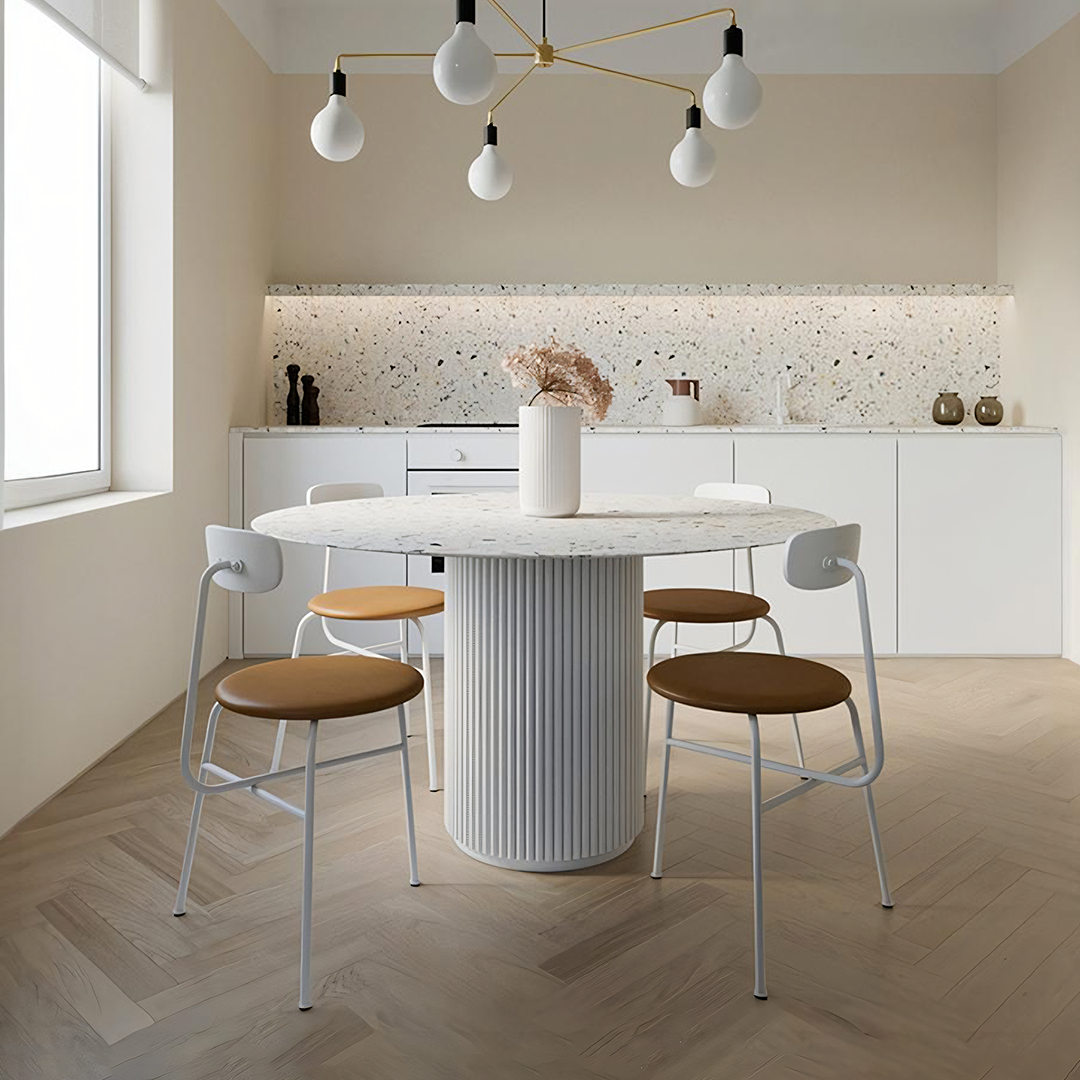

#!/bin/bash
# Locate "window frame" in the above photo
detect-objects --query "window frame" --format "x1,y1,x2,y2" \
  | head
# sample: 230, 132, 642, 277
3, 60, 111, 510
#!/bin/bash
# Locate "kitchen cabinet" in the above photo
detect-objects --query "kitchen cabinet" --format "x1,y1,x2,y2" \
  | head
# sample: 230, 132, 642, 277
735, 434, 898, 654
582, 433, 736, 652
232, 427, 1063, 659
898, 434, 1061, 655
240, 434, 407, 656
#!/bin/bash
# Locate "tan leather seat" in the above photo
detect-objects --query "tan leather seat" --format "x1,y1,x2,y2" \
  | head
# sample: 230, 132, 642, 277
644, 588, 770, 624
308, 586, 445, 621
216, 655, 424, 721
647, 651, 852, 716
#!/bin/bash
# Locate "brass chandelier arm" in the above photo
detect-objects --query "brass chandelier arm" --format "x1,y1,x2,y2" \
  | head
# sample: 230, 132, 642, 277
487, 60, 539, 123
554, 55, 697, 107
483, 0, 539, 51
334, 51, 532, 72
554, 7, 737, 56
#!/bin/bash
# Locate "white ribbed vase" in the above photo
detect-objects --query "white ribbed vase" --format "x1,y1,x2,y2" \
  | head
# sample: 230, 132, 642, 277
518, 405, 582, 518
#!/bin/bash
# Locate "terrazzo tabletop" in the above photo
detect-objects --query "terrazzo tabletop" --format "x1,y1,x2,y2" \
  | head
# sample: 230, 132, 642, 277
251, 493, 835, 560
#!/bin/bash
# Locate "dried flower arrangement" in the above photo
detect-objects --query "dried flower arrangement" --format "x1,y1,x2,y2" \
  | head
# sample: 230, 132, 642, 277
502, 338, 614, 423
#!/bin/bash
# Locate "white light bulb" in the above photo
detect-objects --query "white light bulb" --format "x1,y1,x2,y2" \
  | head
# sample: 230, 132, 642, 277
669, 128, 716, 187
468, 144, 513, 201
434, 21, 497, 105
703, 53, 762, 130
310, 95, 365, 161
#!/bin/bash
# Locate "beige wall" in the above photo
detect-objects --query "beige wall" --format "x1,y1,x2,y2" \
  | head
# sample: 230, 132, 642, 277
272, 72, 998, 285
998, 14, 1080, 659
0, 0, 274, 835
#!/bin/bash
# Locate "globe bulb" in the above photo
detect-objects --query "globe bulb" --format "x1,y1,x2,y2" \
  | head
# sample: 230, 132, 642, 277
669, 127, 716, 187
468, 144, 513, 201
434, 21, 497, 105
703, 53, 762, 130
310, 94, 365, 161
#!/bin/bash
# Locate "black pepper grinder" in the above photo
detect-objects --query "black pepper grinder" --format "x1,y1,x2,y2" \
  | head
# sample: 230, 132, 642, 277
285, 364, 301, 425
300, 375, 320, 426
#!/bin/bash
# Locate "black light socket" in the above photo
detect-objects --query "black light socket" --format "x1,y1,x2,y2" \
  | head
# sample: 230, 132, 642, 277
457, 0, 477, 24
724, 24, 744, 56
686, 104, 702, 129
484, 122, 498, 146
331, 68, 346, 96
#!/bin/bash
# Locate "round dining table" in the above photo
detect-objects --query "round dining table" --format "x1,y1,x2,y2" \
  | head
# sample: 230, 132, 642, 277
252, 492, 833, 873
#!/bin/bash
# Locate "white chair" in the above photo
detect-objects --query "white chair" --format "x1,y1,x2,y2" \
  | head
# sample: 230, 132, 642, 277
649, 524, 893, 1000
271, 482, 442, 793
175, 526, 423, 1010
644, 483, 806, 788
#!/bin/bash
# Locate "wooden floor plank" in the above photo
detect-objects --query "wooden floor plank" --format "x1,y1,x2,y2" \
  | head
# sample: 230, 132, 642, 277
1, 656, 1079, 1079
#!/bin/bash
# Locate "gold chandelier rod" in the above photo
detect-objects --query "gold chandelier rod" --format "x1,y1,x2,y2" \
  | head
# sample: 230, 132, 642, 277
335, 51, 532, 72
487, 60, 539, 122
483, 0, 539, 51
555, 7, 737, 55
554, 55, 697, 106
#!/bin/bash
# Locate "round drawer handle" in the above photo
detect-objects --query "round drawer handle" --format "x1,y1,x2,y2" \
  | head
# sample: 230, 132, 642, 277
451, 449, 464, 462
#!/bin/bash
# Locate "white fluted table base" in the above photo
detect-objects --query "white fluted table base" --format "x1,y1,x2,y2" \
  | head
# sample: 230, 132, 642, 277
445, 556, 645, 871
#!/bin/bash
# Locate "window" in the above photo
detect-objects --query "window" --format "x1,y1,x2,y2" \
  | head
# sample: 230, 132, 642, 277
4, 0, 108, 509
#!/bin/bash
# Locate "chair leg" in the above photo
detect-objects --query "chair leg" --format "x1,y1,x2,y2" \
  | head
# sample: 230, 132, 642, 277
397, 704, 421, 886
412, 617, 439, 793
849, 703, 894, 908
749, 713, 767, 1000
763, 615, 806, 771
273, 611, 318, 772
298, 720, 318, 1011
650, 699, 676, 879
398, 620, 414, 738
173, 704, 221, 916
643, 620, 666, 798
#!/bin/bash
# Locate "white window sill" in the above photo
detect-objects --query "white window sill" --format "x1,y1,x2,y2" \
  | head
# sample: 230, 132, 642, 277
2, 490, 167, 530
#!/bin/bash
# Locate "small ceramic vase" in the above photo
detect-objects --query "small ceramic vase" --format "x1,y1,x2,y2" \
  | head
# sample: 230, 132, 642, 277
974, 396, 1004, 426
518, 404, 582, 518
932, 392, 965, 426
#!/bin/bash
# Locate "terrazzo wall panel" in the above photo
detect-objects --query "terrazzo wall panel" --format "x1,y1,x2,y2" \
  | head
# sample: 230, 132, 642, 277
266, 287, 1005, 427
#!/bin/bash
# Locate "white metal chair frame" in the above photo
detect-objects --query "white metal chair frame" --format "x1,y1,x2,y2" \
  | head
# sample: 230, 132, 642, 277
174, 527, 420, 1011
644, 483, 806, 787
650, 524, 894, 1002
270, 482, 440, 793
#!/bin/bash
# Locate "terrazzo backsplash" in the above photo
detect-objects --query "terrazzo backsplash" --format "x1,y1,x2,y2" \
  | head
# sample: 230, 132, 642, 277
265, 287, 1004, 427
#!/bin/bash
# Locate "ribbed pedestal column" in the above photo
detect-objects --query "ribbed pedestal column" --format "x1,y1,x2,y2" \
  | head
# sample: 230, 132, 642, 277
445, 556, 645, 871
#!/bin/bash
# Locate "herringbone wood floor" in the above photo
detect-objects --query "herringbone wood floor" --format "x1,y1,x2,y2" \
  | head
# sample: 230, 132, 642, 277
3, 656, 1080, 1078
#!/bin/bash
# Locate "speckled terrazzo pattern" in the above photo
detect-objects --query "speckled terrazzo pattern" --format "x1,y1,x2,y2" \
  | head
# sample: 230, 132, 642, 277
251, 493, 835, 560
266, 293, 1003, 427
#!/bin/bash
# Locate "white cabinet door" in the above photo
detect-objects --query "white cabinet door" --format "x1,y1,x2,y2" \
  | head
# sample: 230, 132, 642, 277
581, 433, 736, 652
898, 434, 1061, 655
736, 435, 898, 655
243, 435, 408, 656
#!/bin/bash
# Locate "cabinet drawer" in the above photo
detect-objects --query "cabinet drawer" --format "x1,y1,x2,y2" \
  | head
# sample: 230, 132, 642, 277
407, 435, 518, 470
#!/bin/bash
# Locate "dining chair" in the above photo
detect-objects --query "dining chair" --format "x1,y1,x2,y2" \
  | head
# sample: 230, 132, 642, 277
644, 482, 806, 790
174, 526, 423, 1011
649, 523, 893, 1001
271, 482, 443, 792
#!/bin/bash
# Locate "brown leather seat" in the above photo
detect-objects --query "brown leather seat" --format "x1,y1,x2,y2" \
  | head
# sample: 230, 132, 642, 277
644, 588, 770, 624
647, 651, 852, 716
216, 655, 424, 721
308, 586, 445, 621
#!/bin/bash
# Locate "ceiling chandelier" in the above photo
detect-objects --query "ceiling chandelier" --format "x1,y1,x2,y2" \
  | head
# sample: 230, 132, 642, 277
310, 2, 762, 200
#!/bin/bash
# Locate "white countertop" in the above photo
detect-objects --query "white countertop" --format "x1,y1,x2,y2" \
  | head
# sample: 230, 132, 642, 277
233, 424, 1056, 435
251, 493, 834, 559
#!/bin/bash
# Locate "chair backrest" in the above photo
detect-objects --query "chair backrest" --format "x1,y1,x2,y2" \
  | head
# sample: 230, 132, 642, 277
307, 482, 384, 506
784, 524, 861, 592
694, 481, 771, 505
205, 526, 283, 594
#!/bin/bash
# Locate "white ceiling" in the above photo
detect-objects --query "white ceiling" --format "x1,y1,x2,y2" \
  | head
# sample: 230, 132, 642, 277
216, 0, 1080, 75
